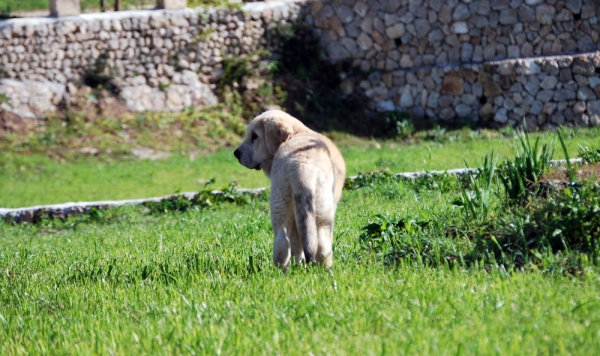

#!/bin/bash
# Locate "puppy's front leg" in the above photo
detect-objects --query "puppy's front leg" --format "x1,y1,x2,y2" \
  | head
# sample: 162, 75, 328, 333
271, 194, 293, 270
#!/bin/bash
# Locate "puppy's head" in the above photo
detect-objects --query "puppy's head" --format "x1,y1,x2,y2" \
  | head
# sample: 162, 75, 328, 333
234, 110, 308, 172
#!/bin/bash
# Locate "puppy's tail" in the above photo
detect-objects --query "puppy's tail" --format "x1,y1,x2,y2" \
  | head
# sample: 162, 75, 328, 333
294, 192, 318, 264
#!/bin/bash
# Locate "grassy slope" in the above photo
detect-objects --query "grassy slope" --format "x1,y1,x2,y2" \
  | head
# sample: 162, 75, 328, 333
0, 0, 155, 13
1, 128, 599, 208
0, 0, 47, 13
1, 178, 599, 354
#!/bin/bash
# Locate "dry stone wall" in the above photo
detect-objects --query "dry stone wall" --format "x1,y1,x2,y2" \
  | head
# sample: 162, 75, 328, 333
308, 0, 600, 128
0, 2, 300, 117
1, 0, 600, 129
310, 0, 599, 69
365, 53, 600, 129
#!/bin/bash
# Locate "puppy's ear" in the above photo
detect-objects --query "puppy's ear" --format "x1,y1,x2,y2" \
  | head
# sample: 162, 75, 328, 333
264, 119, 293, 155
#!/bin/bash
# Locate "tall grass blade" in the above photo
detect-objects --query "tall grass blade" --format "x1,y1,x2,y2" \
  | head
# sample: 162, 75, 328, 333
557, 129, 575, 184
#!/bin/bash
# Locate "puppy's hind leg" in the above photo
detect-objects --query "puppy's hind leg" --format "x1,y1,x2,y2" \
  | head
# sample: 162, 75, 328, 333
273, 226, 291, 270
316, 188, 336, 269
294, 192, 318, 264
316, 216, 334, 269
288, 218, 306, 265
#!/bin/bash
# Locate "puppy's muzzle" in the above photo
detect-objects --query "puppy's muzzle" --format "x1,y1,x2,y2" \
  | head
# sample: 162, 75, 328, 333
233, 148, 241, 161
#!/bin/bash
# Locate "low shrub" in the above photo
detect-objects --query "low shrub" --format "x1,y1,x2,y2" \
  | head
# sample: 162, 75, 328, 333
578, 145, 600, 164
473, 181, 600, 269
384, 112, 415, 139
359, 214, 465, 267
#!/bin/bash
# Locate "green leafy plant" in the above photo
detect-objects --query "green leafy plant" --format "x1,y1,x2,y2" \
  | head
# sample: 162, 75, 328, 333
345, 170, 460, 193
344, 171, 395, 190
409, 172, 460, 194
158, 81, 172, 92
360, 215, 431, 256
385, 112, 415, 139
578, 145, 600, 164
475, 182, 600, 268
424, 125, 446, 141
218, 56, 254, 96
453, 153, 498, 222
498, 130, 554, 203
144, 180, 262, 214
359, 213, 465, 267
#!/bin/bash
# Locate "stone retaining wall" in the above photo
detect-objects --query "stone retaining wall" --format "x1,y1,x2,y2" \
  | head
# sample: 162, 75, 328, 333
352, 53, 600, 129
311, 0, 599, 69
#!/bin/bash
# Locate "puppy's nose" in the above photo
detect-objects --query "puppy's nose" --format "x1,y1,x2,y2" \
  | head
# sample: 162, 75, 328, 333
234, 149, 241, 160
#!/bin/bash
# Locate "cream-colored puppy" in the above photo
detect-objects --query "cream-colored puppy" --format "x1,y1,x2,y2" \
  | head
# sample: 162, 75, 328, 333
234, 110, 346, 269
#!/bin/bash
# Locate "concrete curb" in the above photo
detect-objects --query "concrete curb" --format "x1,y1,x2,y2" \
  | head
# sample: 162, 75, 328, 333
0, 158, 585, 223
0, 188, 266, 223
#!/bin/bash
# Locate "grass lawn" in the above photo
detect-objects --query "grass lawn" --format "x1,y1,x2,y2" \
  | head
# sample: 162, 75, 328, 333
1, 126, 600, 354
0, 0, 47, 13
1, 127, 599, 208
0, 0, 232, 14
2, 169, 600, 354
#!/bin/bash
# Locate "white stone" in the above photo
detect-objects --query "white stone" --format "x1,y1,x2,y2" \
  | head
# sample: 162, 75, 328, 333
494, 108, 508, 123
400, 85, 414, 107
452, 22, 468, 34
589, 77, 600, 88
376, 100, 395, 112
521, 60, 541, 76
385, 23, 406, 39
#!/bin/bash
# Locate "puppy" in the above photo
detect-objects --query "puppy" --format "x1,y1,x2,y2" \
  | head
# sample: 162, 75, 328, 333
234, 110, 346, 269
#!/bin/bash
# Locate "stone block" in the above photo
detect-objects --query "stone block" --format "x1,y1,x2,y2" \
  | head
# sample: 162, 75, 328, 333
50, 0, 80, 17
157, 0, 186, 10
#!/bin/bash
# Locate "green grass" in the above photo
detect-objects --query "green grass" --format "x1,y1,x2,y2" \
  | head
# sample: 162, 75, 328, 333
0, 0, 155, 13
2, 172, 600, 354
2, 127, 600, 354
2, 127, 599, 208
0, 150, 267, 208
0, 0, 47, 13
0, 0, 233, 14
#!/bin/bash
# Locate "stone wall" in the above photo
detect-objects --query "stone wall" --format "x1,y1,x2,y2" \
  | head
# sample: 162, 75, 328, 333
1, 0, 600, 129
310, 0, 599, 68
0, 1, 300, 118
308, 0, 600, 128
366, 53, 600, 129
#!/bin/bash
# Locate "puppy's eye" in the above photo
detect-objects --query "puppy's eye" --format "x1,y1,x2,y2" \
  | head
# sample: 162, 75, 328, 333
251, 132, 258, 142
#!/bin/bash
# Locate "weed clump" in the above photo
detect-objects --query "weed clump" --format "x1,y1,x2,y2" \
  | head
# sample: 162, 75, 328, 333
345, 170, 461, 193
144, 180, 265, 214
579, 145, 600, 164
359, 214, 466, 267
473, 182, 600, 270
356, 128, 600, 273
384, 112, 416, 139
